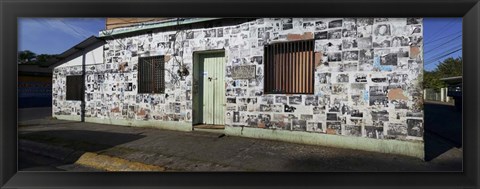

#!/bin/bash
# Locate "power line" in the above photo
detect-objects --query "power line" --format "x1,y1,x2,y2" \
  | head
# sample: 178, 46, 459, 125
426, 48, 461, 64
425, 48, 462, 65
424, 31, 462, 45
425, 43, 462, 62
59, 20, 90, 38
427, 21, 461, 43
424, 20, 462, 67
425, 40, 462, 58
423, 49, 461, 69
423, 19, 457, 43
424, 47, 462, 66
422, 19, 462, 69
424, 34, 462, 54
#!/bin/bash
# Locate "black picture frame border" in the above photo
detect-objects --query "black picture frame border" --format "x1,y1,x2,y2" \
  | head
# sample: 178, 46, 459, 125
1, 0, 479, 188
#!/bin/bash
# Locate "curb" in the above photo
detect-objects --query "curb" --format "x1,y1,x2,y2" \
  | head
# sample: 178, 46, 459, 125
19, 139, 166, 171
75, 152, 166, 171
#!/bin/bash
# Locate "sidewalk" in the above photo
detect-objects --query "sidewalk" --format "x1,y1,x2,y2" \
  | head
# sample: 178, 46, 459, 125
18, 118, 462, 172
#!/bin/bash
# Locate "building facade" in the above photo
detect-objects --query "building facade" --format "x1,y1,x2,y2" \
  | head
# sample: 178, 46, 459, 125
53, 18, 425, 158
18, 65, 53, 108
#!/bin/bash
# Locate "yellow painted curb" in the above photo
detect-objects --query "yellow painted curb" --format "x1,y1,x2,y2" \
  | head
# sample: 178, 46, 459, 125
75, 152, 166, 171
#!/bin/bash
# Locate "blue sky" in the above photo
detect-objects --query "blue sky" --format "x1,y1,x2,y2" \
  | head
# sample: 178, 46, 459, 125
423, 17, 462, 71
18, 18, 105, 55
18, 18, 461, 71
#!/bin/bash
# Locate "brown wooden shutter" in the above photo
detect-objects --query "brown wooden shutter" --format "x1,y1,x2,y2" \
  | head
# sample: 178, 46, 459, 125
264, 40, 314, 94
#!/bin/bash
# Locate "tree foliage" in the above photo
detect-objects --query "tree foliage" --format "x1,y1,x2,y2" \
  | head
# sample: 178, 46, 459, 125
18, 50, 58, 66
435, 57, 462, 77
423, 57, 462, 91
18, 50, 36, 64
423, 71, 446, 91
36, 54, 58, 65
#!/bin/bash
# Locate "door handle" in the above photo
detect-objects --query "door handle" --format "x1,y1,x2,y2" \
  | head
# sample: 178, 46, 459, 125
208, 77, 212, 81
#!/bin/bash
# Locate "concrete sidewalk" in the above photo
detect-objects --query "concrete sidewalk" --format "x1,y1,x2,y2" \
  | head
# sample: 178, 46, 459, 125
18, 118, 462, 172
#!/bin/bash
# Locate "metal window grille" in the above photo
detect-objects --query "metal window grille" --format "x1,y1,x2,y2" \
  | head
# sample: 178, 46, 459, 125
138, 56, 165, 94
66, 75, 83, 100
264, 40, 315, 94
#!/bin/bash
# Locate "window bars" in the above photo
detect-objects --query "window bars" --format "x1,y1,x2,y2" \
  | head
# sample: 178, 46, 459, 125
138, 56, 165, 94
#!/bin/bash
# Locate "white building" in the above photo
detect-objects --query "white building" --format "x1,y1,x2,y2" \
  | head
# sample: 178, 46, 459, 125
52, 18, 425, 159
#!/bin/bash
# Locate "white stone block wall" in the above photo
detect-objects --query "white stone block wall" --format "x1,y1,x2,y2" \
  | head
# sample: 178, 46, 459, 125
52, 18, 424, 142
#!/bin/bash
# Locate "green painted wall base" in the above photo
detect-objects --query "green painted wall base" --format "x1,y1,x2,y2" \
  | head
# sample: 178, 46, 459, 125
225, 126, 425, 160
53, 115, 81, 122
53, 115, 193, 132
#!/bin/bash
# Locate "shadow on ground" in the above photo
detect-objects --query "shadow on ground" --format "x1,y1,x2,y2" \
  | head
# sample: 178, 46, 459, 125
282, 102, 463, 171
19, 121, 80, 127
282, 156, 417, 172
424, 102, 462, 161
19, 129, 145, 171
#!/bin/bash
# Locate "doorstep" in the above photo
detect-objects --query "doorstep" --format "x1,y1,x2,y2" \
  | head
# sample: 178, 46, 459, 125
193, 124, 225, 134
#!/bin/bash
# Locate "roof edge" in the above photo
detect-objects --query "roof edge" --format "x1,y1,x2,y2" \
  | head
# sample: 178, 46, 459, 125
52, 36, 106, 68
98, 18, 221, 37
440, 76, 463, 81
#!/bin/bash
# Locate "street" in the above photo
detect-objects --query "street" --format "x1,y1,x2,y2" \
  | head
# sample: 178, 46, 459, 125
19, 150, 101, 171
18, 105, 462, 172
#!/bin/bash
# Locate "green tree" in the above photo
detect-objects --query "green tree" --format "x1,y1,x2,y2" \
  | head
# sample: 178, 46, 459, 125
435, 57, 462, 77
423, 70, 446, 91
18, 50, 36, 64
36, 54, 58, 66
18, 50, 58, 66
423, 57, 462, 91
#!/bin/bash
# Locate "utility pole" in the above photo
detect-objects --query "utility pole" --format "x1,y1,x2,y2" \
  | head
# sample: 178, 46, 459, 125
81, 50, 86, 122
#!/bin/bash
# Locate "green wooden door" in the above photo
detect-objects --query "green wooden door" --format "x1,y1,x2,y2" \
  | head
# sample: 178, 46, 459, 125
200, 52, 225, 125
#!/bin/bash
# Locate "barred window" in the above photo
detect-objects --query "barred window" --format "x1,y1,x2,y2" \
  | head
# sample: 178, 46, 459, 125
138, 56, 165, 94
264, 40, 315, 94
66, 75, 83, 100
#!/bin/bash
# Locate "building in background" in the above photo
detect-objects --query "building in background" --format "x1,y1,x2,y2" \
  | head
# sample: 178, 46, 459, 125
441, 76, 462, 111
18, 64, 55, 108
52, 18, 425, 159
